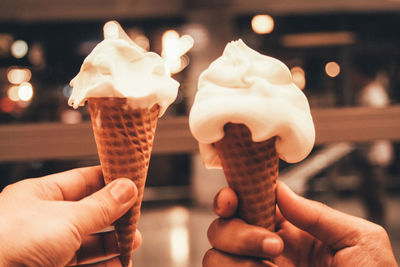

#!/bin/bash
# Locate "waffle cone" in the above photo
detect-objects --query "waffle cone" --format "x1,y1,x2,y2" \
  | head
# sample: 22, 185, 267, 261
88, 97, 159, 266
214, 123, 278, 231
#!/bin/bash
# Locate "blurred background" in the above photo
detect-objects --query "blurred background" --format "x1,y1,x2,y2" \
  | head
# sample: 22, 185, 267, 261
0, 0, 400, 265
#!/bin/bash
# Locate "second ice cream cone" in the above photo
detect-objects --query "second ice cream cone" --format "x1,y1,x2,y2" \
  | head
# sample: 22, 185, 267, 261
214, 123, 278, 231
88, 97, 159, 266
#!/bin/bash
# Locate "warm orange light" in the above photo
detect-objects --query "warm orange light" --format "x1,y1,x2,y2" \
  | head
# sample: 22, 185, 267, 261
0, 97, 15, 113
281, 32, 355, 48
133, 35, 150, 51
7, 67, 32, 84
28, 43, 45, 67
162, 30, 181, 58
61, 110, 83, 124
290, 66, 306, 90
162, 30, 182, 73
168, 207, 189, 264
162, 30, 194, 74
0, 34, 13, 57
125, 28, 150, 51
325, 61, 340, 77
18, 82, 33, 101
7, 85, 20, 101
251, 15, 274, 34
11, 40, 28, 58
181, 24, 209, 51
103, 21, 119, 39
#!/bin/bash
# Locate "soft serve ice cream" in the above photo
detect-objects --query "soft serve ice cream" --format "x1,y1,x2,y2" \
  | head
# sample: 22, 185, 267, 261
68, 21, 179, 116
189, 39, 315, 167
189, 39, 315, 231
68, 21, 180, 267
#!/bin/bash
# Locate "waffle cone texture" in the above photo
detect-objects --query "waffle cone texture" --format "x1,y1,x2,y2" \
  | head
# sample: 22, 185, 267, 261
214, 123, 279, 231
88, 97, 159, 266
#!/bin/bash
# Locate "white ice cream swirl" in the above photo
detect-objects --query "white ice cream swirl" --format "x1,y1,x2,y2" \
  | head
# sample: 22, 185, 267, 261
68, 21, 179, 117
189, 39, 315, 167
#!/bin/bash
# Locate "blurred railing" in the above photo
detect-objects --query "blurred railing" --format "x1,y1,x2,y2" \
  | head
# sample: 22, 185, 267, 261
0, 105, 400, 163
280, 142, 355, 194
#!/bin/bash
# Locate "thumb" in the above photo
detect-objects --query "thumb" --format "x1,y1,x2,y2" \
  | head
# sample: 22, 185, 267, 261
277, 181, 368, 250
70, 178, 137, 236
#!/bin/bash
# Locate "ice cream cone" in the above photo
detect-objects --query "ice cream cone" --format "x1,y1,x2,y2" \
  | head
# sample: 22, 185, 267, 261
87, 97, 159, 266
214, 123, 278, 231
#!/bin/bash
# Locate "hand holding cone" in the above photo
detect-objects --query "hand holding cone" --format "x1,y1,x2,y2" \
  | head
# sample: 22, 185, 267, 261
189, 40, 315, 232
68, 19, 181, 266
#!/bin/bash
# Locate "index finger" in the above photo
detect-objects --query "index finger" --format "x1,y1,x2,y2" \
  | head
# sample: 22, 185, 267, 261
214, 187, 238, 218
39, 165, 105, 201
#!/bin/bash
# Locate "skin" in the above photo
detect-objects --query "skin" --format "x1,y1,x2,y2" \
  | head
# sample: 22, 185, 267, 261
0, 166, 141, 267
204, 182, 398, 267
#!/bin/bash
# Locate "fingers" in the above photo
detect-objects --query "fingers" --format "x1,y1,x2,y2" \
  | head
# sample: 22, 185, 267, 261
70, 178, 138, 235
76, 256, 123, 267
277, 181, 371, 249
40, 166, 105, 201
67, 230, 141, 266
213, 187, 284, 225
211, 187, 283, 259
67, 231, 118, 266
213, 187, 238, 218
132, 229, 142, 251
208, 218, 283, 259
203, 249, 277, 267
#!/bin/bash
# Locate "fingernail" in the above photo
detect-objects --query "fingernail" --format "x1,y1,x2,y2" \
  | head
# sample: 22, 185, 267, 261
110, 179, 136, 203
262, 238, 282, 256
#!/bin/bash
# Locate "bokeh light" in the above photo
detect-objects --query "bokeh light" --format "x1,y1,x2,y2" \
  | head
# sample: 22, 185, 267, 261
168, 207, 189, 265
103, 21, 119, 39
251, 14, 275, 34
62, 84, 73, 98
162, 30, 194, 74
11, 40, 28, 58
7, 67, 32, 84
17, 100, 31, 108
0, 33, 13, 57
291, 66, 306, 90
126, 28, 150, 51
133, 35, 150, 51
28, 43, 46, 68
162, 30, 181, 59
325, 61, 341, 77
18, 82, 34, 101
0, 97, 15, 113
61, 110, 83, 124
7, 85, 20, 101
181, 23, 209, 51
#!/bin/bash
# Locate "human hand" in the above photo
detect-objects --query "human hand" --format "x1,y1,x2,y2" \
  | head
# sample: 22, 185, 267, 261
0, 166, 141, 267
204, 182, 398, 267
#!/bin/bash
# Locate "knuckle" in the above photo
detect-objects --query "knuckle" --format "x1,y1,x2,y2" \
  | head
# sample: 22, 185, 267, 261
369, 223, 388, 238
207, 219, 220, 242
1, 183, 15, 194
1, 179, 33, 195
202, 249, 218, 267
